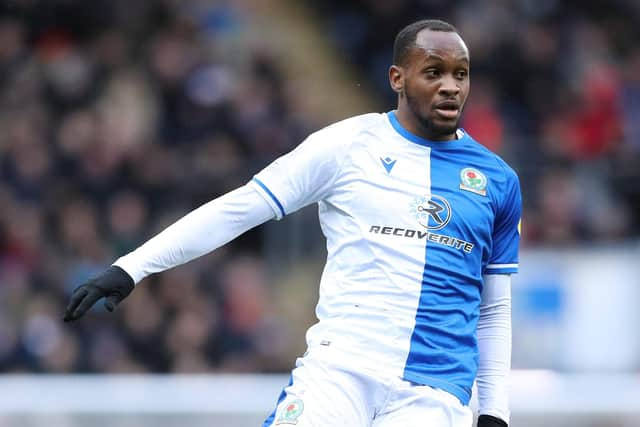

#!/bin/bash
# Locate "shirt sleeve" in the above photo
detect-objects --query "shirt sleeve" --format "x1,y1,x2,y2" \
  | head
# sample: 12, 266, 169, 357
113, 184, 275, 284
248, 126, 347, 220
477, 273, 512, 423
484, 170, 521, 275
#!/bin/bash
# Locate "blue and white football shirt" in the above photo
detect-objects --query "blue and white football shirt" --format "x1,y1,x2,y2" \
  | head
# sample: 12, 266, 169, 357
249, 111, 521, 405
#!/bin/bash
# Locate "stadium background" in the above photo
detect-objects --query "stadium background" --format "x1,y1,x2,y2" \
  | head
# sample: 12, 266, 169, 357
0, 0, 639, 426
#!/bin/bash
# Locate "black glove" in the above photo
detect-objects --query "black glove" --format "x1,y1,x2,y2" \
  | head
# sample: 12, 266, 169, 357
63, 266, 135, 322
477, 415, 507, 427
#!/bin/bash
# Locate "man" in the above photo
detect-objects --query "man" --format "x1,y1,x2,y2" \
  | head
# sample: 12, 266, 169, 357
64, 19, 519, 427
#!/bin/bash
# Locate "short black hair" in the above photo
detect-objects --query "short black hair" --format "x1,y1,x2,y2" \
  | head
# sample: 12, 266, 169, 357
392, 19, 459, 66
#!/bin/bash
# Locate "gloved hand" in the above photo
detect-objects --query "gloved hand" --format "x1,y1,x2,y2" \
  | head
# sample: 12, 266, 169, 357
63, 266, 135, 322
477, 415, 508, 427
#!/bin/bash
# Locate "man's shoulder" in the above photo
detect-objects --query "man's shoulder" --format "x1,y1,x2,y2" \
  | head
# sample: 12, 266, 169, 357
314, 112, 387, 138
461, 130, 519, 183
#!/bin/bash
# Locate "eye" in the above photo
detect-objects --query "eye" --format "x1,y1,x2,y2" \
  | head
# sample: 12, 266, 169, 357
455, 70, 469, 80
424, 68, 441, 78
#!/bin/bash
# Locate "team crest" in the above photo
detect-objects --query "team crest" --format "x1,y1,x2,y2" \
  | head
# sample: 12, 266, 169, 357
276, 399, 304, 425
459, 167, 488, 196
410, 195, 452, 231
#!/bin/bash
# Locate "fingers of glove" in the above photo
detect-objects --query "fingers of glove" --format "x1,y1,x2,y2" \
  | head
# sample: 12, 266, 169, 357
69, 288, 104, 321
63, 287, 89, 322
104, 294, 122, 312
477, 415, 508, 427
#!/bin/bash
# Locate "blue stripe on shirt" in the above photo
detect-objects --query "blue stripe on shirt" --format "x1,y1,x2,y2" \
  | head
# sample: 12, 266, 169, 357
262, 376, 293, 427
253, 177, 286, 217
484, 267, 518, 274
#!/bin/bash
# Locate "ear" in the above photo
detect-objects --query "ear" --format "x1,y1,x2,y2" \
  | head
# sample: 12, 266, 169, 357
389, 65, 404, 94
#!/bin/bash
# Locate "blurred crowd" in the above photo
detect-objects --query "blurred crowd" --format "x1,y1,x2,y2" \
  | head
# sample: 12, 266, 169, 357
0, 0, 312, 374
1, 0, 640, 375
309, 0, 640, 244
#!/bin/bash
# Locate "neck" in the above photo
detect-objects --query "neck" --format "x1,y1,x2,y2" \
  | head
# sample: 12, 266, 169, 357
395, 105, 457, 141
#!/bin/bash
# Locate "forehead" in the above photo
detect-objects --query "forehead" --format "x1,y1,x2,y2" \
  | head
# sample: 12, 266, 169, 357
411, 29, 469, 62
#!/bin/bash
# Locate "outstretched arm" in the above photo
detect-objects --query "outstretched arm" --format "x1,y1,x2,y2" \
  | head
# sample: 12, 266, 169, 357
476, 273, 512, 427
64, 120, 348, 322
114, 184, 275, 283
63, 184, 275, 321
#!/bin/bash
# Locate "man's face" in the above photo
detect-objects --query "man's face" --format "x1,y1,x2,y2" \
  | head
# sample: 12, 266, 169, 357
391, 30, 470, 139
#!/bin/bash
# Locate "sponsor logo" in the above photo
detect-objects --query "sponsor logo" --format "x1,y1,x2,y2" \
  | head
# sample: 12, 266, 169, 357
380, 156, 397, 173
460, 167, 487, 196
369, 194, 475, 253
276, 399, 304, 425
369, 225, 474, 253
410, 195, 451, 230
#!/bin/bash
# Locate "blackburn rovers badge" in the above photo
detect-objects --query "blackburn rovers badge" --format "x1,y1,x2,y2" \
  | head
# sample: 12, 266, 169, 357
275, 399, 304, 425
460, 167, 488, 196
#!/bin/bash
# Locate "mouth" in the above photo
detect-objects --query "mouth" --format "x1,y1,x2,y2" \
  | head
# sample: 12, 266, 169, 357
434, 101, 460, 120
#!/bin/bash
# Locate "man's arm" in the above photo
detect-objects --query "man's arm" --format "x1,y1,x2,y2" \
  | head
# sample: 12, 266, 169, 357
114, 184, 275, 283
476, 273, 512, 426
64, 120, 348, 322
64, 184, 275, 321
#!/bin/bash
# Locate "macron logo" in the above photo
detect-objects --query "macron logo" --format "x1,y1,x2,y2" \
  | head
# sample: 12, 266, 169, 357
380, 157, 397, 174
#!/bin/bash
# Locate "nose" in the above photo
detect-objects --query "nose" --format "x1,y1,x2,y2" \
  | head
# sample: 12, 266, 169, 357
438, 74, 460, 97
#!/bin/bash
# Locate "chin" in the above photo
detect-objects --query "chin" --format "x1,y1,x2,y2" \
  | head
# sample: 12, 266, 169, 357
433, 123, 458, 135
422, 118, 459, 139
